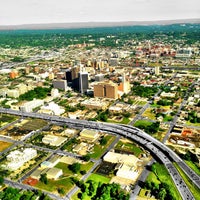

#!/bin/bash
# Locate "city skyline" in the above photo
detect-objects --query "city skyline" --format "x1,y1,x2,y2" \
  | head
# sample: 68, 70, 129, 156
1, 0, 200, 25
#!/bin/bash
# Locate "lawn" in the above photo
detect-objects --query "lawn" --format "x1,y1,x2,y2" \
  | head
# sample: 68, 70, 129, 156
174, 162, 200, 200
134, 120, 153, 127
142, 108, 156, 120
186, 121, 200, 126
115, 140, 144, 157
55, 161, 94, 177
163, 115, 173, 122
89, 135, 116, 159
87, 173, 111, 183
0, 114, 18, 127
22, 118, 48, 130
36, 162, 94, 196
36, 177, 74, 195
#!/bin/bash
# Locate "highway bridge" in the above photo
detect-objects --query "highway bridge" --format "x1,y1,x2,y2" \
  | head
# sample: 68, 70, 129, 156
0, 108, 199, 200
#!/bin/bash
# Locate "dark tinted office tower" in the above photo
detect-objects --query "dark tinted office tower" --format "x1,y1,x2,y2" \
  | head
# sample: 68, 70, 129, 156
71, 66, 80, 90
79, 72, 89, 94
65, 69, 72, 82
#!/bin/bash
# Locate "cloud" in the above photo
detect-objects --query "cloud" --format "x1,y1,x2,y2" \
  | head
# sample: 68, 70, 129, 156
0, 0, 199, 25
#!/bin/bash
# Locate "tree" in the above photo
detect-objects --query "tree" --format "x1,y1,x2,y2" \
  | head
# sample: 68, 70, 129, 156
0, 176, 4, 185
158, 188, 167, 200
69, 163, 81, 173
100, 137, 107, 145
40, 173, 48, 184
57, 187, 65, 195
82, 154, 90, 162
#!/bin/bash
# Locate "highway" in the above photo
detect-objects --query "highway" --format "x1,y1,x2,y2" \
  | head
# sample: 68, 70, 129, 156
0, 108, 199, 200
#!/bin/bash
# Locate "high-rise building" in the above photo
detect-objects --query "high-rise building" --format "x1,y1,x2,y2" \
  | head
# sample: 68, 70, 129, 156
53, 79, 67, 91
94, 81, 118, 99
118, 74, 131, 94
79, 72, 89, 93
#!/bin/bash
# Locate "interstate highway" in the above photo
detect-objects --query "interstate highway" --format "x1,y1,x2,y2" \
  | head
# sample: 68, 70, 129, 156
0, 108, 200, 199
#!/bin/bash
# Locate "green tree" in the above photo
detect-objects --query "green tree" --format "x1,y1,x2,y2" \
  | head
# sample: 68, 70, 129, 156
82, 154, 91, 162
57, 187, 65, 195
158, 188, 167, 200
40, 173, 48, 184
100, 137, 107, 145
69, 163, 81, 173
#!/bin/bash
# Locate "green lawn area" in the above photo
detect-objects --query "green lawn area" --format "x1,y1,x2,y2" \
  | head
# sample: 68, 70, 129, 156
184, 160, 200, 176
55, 162, 74, 176
108, 117, 130, 124
87, 173, 111, 183
36, 177, 74, 195
0, 114, 18, 127
115, 140, 144, 157
174, 162, 200, 200
146, 172, 160, 185
186, 121, 200, 126
134, 120, 153, 127
55, 161, 94, 177
163, 115, 173, 122
89, 135, 116, 159
142, 108, 156, 120
137, 101, 147, 106
145, 162, 182, 200
36, 162, 94, 195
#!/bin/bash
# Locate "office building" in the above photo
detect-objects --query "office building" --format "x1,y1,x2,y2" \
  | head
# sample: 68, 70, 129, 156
53, 79, 67, 91
118, 74, 131, 94
79, 72, 89, 93
94, 81, 118, 99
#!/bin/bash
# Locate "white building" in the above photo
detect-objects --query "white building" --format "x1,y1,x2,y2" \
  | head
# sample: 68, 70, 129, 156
103, 152, 138, 167
116, 164, 138, 180
20, 99, 44, 112
39, 102, 65, 115
6, 148, 37, 171
7, 89, 20, 98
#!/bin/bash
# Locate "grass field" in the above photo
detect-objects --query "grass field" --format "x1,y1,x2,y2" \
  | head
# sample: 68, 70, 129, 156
174, 162, 200, 200
36, 177, 74, 195
0, 114, 18, 127
142, 108, 156, 120
55, 161, 94, 177
87, 173, 111, 183
115, 140, 144, 157
134, 120, 153, 127
89, 135, 116, 159
22, 118, 48, 130
0, 141, 12, 152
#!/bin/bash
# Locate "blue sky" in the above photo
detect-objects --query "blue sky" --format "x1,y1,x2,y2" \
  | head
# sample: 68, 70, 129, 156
0, 0, 199, 25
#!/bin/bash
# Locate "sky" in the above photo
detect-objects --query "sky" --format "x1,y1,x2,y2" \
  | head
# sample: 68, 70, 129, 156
0, 0, 200, 25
